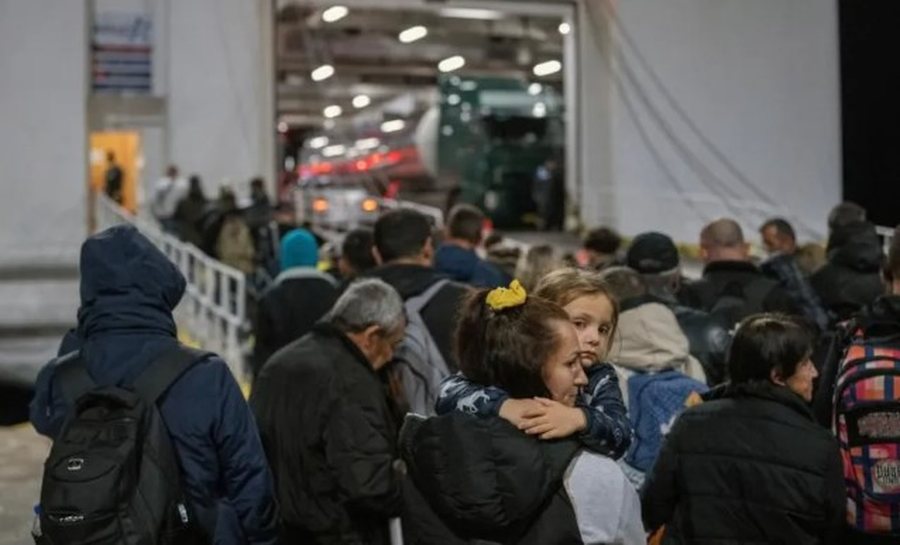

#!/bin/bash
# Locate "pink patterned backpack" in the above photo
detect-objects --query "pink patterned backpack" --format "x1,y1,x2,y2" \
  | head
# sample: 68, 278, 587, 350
833, 322, 900, 537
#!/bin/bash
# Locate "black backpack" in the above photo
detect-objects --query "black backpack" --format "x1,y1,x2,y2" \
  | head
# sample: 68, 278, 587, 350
706, 280, 772, 329
38, 346, 210, 545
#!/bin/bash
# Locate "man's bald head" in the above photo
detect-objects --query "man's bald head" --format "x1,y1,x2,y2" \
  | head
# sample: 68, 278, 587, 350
700, 218, 749, 263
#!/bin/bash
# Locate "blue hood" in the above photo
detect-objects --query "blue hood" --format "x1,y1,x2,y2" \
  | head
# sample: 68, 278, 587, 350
77, 224, 184, 339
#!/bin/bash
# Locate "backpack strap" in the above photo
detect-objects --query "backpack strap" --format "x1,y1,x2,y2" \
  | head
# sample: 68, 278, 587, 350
54, 350, 96, 405
406, 279, 450, 314
132, 346, 213, 404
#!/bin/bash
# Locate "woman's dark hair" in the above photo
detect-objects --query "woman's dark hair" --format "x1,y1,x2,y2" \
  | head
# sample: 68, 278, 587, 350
455, 290, 570, 398
728, 313, 813, 384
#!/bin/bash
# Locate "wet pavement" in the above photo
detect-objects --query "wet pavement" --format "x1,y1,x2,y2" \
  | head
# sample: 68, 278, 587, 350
0, 424, 48, 545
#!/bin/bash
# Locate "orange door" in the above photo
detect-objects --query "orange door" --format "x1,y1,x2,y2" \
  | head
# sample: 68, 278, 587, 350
89, 131, 140, 213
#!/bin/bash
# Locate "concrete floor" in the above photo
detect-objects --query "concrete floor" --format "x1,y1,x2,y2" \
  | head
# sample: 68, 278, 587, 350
0, 425, 48, 545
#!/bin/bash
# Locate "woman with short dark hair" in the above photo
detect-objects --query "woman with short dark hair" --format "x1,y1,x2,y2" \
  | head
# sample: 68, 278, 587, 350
641, 313, 845, 544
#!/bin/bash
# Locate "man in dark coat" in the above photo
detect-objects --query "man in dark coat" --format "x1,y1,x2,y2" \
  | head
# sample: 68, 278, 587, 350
251, 228, 338, 378
250, 278, 406, 545
810, 220, 885, 322
29, 225, 278, 545
759, 217, 830, 331
366, 208, 470, 370
680, 218, 798, 328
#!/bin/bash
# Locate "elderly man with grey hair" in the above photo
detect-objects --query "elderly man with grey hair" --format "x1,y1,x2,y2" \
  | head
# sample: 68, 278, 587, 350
250, 278, 406, 545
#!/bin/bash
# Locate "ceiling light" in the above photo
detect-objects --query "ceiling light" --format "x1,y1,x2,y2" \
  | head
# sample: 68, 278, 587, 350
309, 136, 329, 149
460, 80, 477, 91
322, 144, 346, 157
311, 64, 334, 82
381, 119, 406, 133
447, 94, 461, 106
399, 25, 428, 44
355, 137, 380, 150
533, 60, 562, 77
528, 83, 543, 96
322, 6, 348, 23
532, 102, 547, 118
352, 94, 371, 109
323, 105, 343, 118
558, 22, 572, 35
438, 55, 466, 73
439, 8, 503, 21
277, 121, 289, 133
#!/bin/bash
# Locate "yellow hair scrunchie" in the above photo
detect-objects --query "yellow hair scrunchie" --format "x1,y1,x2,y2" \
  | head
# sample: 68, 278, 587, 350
486, 279, 528, 311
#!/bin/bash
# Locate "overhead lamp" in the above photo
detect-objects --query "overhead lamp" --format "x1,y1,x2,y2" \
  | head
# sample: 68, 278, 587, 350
558, 22, 572, 35
533, 60, 562, 77
439, 8, 503, 21
532, 102, 547, 118
528, 83, 543, 96
323, 105, 343, 118
355, 137, 380, 150
447, 94, 461, 106
352, 94, 371, 108
322, 6, 348, 23
322, 144, 346, 157
311, 64, 334, 82
277, 121, 289, 133
309, 136, 329, 149
399, 25, 428, 44
438, 55, 466, 73
381, 119, 406, 133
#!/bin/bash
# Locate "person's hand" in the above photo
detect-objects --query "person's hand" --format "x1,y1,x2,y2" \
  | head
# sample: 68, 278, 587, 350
519, 397, 587, 440
498, 398, 544, 428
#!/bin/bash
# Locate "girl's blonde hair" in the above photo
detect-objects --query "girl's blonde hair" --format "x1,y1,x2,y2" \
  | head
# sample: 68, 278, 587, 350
534, 267, 620, 339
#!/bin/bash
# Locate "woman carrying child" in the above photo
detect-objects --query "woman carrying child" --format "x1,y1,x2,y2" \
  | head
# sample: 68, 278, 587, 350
400, 279, 644, 544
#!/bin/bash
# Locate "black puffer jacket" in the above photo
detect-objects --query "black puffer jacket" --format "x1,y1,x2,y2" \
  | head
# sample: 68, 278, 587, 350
249, 323, 402, 545
251, 269, 339, 377
811, 222, 885, 322
641, 381, 845, 545
679, 261, 800, 328
399, 413, 583, 545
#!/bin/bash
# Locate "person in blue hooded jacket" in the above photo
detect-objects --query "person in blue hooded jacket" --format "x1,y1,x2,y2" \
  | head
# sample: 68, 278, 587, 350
434, 204, 509, 289
29, 225, 279, 545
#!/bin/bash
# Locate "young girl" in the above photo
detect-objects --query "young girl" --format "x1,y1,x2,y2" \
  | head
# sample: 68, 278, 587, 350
437, 268, 633, 459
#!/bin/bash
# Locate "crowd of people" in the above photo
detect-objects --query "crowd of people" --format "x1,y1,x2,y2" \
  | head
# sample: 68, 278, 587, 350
27, 195, 900, 545
144, 165, 280, 277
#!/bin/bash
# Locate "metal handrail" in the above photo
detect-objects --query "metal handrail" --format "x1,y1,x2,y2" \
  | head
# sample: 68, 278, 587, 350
94, 194, 247, 380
